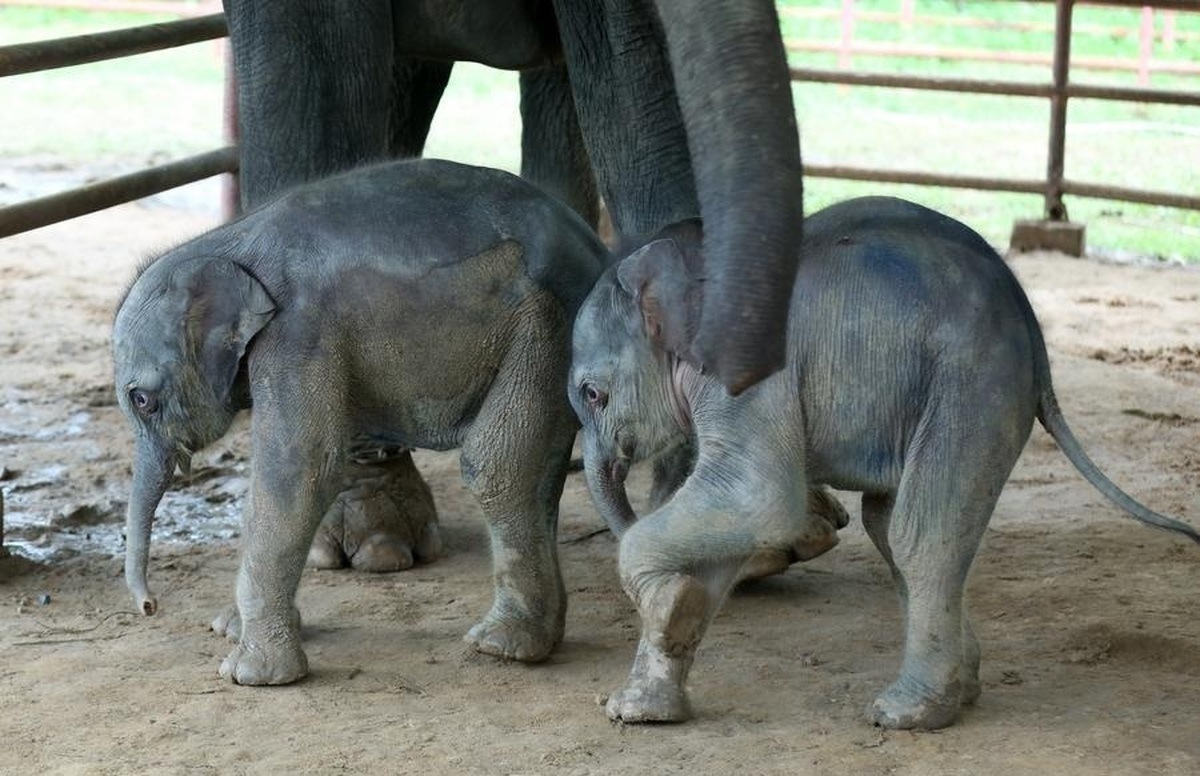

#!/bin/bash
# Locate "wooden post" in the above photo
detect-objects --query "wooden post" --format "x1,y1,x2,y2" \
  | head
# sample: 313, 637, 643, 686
222, 39, 240, 220
1046, 0, 1072, 222
1138, 7, 1154, 86
1010, 0, 1084, 256
839, 0, 856, 70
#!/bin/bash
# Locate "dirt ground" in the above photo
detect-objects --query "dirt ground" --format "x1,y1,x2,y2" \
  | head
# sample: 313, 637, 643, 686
0, 200, 1197, 775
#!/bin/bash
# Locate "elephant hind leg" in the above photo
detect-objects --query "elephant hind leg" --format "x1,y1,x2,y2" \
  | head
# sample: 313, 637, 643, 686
863, 417, 1018, 730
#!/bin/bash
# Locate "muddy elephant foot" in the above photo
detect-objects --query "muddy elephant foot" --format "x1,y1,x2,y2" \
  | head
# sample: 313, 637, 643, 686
219, 634, 308, 686
605, 640, 694, 723
308, 448, 442, 572
211, 604, 300, 643
867, 677, 963, 730
465, 605, 562, 663
607, 575, 704, 723
738, 486, 850, 581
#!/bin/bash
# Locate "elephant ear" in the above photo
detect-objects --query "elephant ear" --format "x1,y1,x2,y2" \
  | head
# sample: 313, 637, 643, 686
617, 230, 705, 370
185, 260, 276, 407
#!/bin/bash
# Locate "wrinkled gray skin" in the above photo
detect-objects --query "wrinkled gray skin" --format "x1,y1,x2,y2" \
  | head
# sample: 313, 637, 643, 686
226, 0, 804, 578
225, 0, 597, 578
114, 159, 609, 685
226, 0, 803, 396
571, 196, 1200, 730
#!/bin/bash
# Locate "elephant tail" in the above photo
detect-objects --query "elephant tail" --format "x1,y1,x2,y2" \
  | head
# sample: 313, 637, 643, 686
1036, 389, 1198, 544
1029, 332, 1199, 546
1015, 264, 1200, 544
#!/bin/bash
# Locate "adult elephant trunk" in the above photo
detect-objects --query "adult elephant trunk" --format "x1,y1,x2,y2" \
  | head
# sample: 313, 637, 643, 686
655, 0, 804, 395
583, 439, 637, 538
124, 436, 175, 616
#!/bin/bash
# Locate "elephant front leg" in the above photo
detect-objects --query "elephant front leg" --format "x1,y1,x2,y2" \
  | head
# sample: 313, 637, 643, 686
606, 572, 709, 722
606, 483, 781, 723
219, 411, 344, 685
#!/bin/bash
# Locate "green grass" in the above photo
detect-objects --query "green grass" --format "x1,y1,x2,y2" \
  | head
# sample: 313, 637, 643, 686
1, 3, 1197, 262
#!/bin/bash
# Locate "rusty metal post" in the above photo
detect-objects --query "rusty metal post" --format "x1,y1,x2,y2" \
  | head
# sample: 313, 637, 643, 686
222, 39, 241, 221
839, 0, 856, 70
1010, 0, 1085, 256
1045, 0, 1072, 222
1138, 7, 1154, 85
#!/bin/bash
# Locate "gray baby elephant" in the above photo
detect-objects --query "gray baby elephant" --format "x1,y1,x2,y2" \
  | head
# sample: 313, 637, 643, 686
113, 158, 609, 684
569, 197, 1199, 730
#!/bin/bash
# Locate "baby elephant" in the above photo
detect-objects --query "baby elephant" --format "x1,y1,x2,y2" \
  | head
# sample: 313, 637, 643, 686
570, 196, 1199, 730
113, 158, 609, 684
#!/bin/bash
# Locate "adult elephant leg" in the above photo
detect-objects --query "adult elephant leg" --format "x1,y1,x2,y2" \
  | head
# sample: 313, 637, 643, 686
388, 57, 454, 157
307, 58, 452, 574
309, 448, 443, 572
519, 64, 599, 229
550, 0, 698, 238
223, 0, 397, 209
226, 2, 446, 572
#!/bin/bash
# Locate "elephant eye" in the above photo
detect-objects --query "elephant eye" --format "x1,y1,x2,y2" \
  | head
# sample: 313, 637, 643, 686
129, 388, 159, 416
583, 383, 608, 410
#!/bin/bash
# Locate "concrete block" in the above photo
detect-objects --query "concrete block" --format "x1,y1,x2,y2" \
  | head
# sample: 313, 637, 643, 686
1009, 219, 1086, 257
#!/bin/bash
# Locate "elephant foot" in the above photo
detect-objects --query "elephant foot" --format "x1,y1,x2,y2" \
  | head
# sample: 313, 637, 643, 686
738, 486, 849, 581
607, 575, 705, 723
219, 633, 308, 686
211, 604, 300, 643
867, 676, 963, 730
791, 485, 847, 561
810, 484, 850, 530
465, 606, 562, 663
605, 637, 695, 723
605, 677, 691, 723
961, 674, 982, 707
308, 447, 442, 572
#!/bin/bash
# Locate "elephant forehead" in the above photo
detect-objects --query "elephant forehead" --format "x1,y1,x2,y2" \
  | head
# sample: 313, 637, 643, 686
575, 277, 640, 344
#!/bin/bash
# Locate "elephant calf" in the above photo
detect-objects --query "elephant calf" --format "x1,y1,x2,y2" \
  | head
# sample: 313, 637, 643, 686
113, 158, 609, 684
570, 196, 1200, 730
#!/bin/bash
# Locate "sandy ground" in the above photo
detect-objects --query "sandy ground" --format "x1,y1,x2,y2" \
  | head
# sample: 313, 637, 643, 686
0, 201, 1197, 775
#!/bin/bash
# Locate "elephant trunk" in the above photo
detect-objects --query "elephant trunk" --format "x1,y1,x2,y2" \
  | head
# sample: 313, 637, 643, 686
655, 0, 804, 395
125, 437, 174, 615
583, 440, 638, 538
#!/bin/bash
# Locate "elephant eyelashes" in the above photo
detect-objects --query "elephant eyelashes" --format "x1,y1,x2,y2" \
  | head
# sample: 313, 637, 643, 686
129, 388, 159, 416
583, 384, 608, 410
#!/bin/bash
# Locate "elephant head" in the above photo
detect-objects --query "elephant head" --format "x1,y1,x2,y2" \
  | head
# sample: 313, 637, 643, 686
112, 255, 275, 614
569, 227, 703, 536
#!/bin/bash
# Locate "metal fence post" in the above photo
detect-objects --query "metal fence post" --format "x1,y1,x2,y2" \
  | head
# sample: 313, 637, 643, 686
222, 39, 241, 221
1009, 0, 1086, 255
1045, 0, 1072, 222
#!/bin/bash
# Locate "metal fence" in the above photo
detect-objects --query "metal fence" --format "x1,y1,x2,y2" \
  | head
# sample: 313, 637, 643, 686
788, 0, 1200, 227
0, 0, 1197, 242
0, 10, 234, 237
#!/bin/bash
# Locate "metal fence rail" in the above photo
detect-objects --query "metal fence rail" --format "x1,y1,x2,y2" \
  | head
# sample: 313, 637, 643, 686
0, 0, 1196, 244
789, 0, 1200, 227
0, 12, 233, 238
